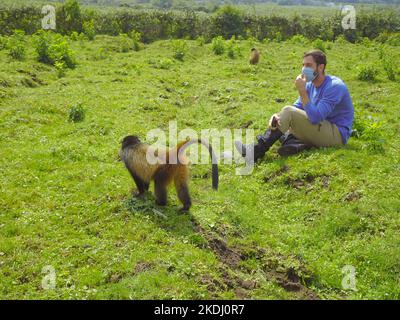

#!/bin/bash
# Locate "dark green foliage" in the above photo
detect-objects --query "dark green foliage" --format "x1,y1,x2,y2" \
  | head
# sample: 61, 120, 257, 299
6, 29, 26, 60
83, 20, 96, 41
211, 36, 225, 55
57, 0, 83, 35
382, 57, 396, 81
357, 65, 379, 82
352, 111, 386, 153
68, 104, 86, 122
0, 35, 7, 50
116, 33, 133, 52
129, 30, 142, 51
213, 6, 245, 39
0, 6, 41, 35
226, 36, 241, 59
34, 30, 77, 69
1, 4, 399, 44
171, 39, 187, 61
312, 39, 326, 52
375, 32, 400, 46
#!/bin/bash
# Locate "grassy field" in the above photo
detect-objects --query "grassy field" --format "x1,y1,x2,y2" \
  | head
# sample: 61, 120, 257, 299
0, 34, 400, 299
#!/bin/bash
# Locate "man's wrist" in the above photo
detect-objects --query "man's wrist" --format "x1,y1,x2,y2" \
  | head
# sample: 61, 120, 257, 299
299, 89, 309, 106
298, 88, 307, 96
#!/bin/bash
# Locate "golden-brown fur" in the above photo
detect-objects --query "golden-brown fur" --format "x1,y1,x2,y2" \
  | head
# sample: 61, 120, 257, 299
119, 136, 217, 211
249, 48, 260, 65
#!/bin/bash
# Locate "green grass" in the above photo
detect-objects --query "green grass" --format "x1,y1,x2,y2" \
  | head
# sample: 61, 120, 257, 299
0, 34, 400, 299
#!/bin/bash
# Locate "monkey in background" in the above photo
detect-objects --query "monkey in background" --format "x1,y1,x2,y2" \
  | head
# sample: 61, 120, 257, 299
249, 48, 260, 65
119, 135, 218, 211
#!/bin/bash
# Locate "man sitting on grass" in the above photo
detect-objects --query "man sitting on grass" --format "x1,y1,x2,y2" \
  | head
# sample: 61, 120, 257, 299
235, 50, 354, 161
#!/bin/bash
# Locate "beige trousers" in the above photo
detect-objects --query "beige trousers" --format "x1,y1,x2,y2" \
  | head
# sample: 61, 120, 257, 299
273, 106, 343, 147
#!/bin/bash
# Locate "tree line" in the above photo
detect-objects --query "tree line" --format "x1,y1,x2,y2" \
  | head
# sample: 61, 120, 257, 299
0, 1, 399, 43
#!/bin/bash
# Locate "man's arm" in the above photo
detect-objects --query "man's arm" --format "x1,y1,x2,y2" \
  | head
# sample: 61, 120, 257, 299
293, 96, 303, 109
302, 86, 344, 125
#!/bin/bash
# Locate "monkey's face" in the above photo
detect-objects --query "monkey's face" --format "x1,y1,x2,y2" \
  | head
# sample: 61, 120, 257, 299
121, 135, 141, 149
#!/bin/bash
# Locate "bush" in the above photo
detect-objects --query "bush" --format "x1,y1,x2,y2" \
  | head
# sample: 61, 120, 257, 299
378, 45, 385, 60
7, 30, 26, 60
196, 36, 205, 46
272, 31, 284, 42
55, 61, 66, 78
156, 58, 174, 70
361, 121, 385, 153
69, 32, 87, 41
0, 36, 7, 50
246, 35, 257, 47
70, 31, 80, 41
213, 5, 244, 39
358, 37, 374, 47
129, 30, 142, 51
69, 104, 86, 122
226, 36, 240, 59
386, 33, 400, 46
335, 35, 348, 44
382, 57, 396, 81
312, 39, 326, 53
48, 37, 76, 68
34, 30, 77, 69
93, 47, 109, 61
58, 0, 83, 35
352, 112, 385, 153
83, 20, 95, 41
171, 39, 187, 61
211, 36, 225, 55
357, 65, 378, 82
375, 32, 400, 46
289, 35, 308, 45
117, 34, 133, 52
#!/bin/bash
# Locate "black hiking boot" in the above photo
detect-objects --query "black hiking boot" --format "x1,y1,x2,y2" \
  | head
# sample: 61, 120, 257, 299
235, 128, 284, 162
277, 133, 312, 156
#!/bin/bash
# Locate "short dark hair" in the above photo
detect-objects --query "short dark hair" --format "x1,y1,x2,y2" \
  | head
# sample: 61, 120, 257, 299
303, 50, 327, 71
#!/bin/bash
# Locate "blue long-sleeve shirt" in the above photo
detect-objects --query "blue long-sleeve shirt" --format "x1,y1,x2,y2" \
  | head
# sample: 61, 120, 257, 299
293, 75, 354, 145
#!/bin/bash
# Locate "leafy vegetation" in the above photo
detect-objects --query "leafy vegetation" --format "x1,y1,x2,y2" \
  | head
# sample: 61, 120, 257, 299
212, 35, 225, 55
6, 30, 26, 60
0, 1, 399, 44
171, 39, 187, 61
68, 104, 86, 122
357, 65, 379, 82
34, 30, 77, 68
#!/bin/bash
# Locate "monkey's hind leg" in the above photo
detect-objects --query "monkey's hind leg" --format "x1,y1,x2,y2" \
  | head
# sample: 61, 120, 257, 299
175, 175, 191, 212
154, 170, 168, 206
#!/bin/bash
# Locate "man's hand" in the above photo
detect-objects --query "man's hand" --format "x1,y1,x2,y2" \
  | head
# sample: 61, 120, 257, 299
268, 113, 281, 130
295, 74, 307, 94
295, 74, 310, 106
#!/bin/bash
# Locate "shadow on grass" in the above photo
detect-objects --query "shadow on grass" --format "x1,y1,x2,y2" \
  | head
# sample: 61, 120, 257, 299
124, 192, 204, 241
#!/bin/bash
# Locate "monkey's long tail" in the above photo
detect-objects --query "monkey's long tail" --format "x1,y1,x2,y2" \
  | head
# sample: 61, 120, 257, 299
176, 139, 219, 190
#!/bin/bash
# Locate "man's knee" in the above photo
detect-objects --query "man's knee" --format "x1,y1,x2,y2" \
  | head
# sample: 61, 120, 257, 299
279, 105, 307, 125
281, 105, 308, 122
281, 105, 298, 115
